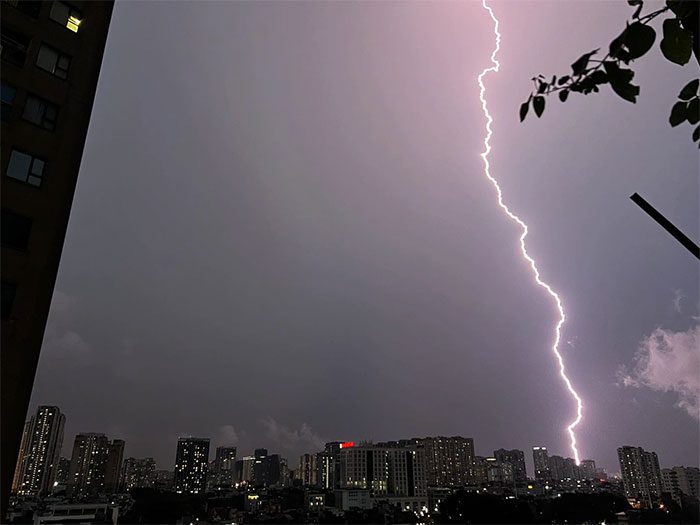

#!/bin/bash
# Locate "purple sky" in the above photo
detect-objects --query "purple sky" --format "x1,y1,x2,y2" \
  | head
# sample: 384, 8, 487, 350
29, 0, 698, 476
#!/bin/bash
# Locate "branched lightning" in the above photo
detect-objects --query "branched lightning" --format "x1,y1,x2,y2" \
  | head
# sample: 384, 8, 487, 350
478, 0, 583, 464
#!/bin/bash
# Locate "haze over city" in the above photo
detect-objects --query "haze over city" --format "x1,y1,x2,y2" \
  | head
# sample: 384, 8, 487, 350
23, 0, 699, 478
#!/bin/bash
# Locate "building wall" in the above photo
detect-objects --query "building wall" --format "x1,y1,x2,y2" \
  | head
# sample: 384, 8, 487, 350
419, 436, 474, 488
174, 438, 210, 494
68, 433, 109, 496
1, 1, 114, 510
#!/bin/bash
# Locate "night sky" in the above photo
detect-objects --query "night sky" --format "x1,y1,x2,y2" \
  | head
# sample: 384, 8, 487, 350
28, 0, 698, 476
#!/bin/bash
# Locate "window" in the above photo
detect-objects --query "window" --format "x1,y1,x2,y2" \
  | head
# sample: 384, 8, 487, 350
36, 44, 71, 79
0, 27, 31, 67
49, 1, 82, 33
1, 208, 33, 250
22, 95, 58, 131
6, 149, 46, 186
1, 281, 17, 320
1, 83, 16, 121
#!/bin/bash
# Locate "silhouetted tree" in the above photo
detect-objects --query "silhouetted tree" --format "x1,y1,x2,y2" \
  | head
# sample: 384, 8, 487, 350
520, 0, 699, 145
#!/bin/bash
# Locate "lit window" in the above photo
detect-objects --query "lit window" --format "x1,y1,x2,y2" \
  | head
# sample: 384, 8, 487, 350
6, 149, 46, 187
22, 95, 58, 131
49, 1, 82, 33
36, 44, 71, 79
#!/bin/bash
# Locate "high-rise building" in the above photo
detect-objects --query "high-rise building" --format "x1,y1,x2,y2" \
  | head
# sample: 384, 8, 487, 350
68, 433, 109, 496
493, 449, 527, 483
578, 459, 596, 480
251, 448, 284, 487
549, 455, 576, 482
153, 469, 173, 491
54, 457, 70, 487
299, 453, 318, 486
11, 420, 32, 493
121, 457, 156, 491
208, 446, 236, 490
234, 456, 256, 484
174, 437, 210, 494
617, 445, 662, 506
13, 406, 65, 496
103, 439, 124, 493
484, 457, 514, 486
1, 2, 114, 510
317, 441, 346, 489
418, 436, 475, 488
532, 447, 550, 481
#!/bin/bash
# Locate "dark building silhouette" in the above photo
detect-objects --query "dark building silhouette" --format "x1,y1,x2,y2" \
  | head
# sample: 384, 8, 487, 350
174, 437, 210, 494
104, 439, 124, 493
532, 446, 551, 481
1, 0, 114, 511
493, 448, 527, 483
252, 448, 283, 487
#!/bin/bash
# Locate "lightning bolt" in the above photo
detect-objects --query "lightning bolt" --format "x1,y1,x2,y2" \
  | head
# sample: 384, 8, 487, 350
478, 0, 583, 464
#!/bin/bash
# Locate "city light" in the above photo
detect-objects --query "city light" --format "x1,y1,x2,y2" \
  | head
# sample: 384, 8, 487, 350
477, 0, 584, 464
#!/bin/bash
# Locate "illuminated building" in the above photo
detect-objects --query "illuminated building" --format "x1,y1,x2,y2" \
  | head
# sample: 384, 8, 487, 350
174, 437, 209, 494
418, 436, 475, 487
234, 456, 255, 484
104, 439, 124, 493
299, 453, 318, 486
208, 446, 236, 490
11, 420, 31, 493
121, 457, 156, 491
617, 445, 662, 507
1, 1, 114, 510
493, 448, 527, 483
532, 447, 551, 481
68, 433, 109, 496
13, 406, 65, 496
549, 455, 576, 482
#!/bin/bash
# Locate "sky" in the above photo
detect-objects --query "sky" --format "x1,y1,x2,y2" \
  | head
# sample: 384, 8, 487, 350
28, 0, 698, 476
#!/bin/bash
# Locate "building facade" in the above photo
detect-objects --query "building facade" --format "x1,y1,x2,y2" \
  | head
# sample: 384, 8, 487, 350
532, 447, 550, 481
298, 453, 317, 487
121, 457, 156, 491
12, 406, 65, 496
493, 449, 527, 483
418, 436, 474, 488
617, 445, 662, 506
67, 433, 109, 496
174, 437, 210, 494
103, 439, 124, 493
1, 2, 114, 510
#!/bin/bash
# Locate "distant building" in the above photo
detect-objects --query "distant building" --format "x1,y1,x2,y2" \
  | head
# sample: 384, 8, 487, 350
174, 437, 209, 494
252, 448, 283, 487
104, 439, 124, 493
579, 459, 596, 480
484, 457, 514, 487
1, 2, 115, 509
208, 446, 236, 490
532, 447, 550, 481
11, 420, 32, 493
34, 503, 119, 525
153, 469, 173, 490
299, 453, 318, 486
121, 457, 156, 491
13, 406, 65, 496
617, 445, 662, 506
68, 433, 110, 496
234, 456, 255, 484
54, 457, 71, 486
661, 466, 699, 505
419, 436, 474, 488
549, 455, 576, 482
493, 449, 527, 483
317, 441, 345, 489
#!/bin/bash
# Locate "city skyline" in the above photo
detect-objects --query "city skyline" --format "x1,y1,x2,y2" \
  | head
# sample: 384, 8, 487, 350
23, 0, 700, 482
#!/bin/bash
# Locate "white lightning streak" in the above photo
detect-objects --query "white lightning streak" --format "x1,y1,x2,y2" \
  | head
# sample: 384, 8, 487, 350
478, 0, 583, 464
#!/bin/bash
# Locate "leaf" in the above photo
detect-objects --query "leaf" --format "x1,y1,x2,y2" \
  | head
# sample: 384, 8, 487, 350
660, 18, 693, 65
557, 75, 570, 86
603, 61, 639, 103
610, 30, 631, 63
533, 96, 545, 118
559, 90, 569, 102
667, 0, 694, 18
519, 101, 529, 122
571, 50, 598, 76
537, 81, 548, 94
589, 70, 609, 85
669, 101, 688, 126
679, 79, 699, 100
687, 98, 699, 124
693, 125, 700, 142
624, 22, 656, 59
628, 0, 643, 19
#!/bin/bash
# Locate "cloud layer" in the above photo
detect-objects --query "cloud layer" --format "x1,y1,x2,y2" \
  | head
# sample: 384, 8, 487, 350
619, 325, 700, 420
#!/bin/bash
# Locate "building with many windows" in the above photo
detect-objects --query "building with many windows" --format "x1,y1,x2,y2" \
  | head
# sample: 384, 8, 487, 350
298, 453, 317, 487
67, 433, 109, 496
661, 466, 699, 506
493, 449, 527, 483
103, 439, 124, 494
174, 437, 210, 494
12, 406, 65, 496
418, 436, 474, 488
532, 447, 550, 481
1, 1, 114, 510
121, 457, 156, 491
617, 445, 662, 506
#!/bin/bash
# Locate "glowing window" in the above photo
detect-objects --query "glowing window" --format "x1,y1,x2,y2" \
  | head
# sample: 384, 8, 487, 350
49, 1, 82, 33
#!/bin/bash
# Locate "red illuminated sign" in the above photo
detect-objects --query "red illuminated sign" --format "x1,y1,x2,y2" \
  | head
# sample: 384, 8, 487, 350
340, 441, 355, 449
